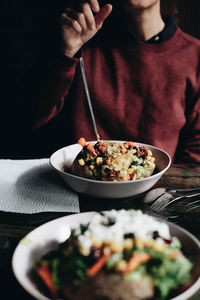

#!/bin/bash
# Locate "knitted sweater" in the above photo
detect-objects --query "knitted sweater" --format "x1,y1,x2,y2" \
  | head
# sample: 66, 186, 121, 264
15, 25, 200, 162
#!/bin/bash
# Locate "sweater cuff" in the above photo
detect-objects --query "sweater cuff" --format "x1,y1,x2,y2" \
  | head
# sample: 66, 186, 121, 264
53, 50, 82, 72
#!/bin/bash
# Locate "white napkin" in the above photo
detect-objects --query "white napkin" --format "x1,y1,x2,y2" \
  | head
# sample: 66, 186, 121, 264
0, 159, 80, 214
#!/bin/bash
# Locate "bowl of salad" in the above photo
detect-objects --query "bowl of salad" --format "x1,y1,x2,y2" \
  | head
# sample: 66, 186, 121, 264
12, 210, 200, 300
49, 139, 171, 198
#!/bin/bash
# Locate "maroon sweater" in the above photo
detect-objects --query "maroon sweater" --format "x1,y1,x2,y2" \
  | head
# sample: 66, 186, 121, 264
31, 26, 200, 163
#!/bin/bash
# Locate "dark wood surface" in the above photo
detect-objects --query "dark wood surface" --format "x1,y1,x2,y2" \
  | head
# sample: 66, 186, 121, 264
0, 164, 200, 299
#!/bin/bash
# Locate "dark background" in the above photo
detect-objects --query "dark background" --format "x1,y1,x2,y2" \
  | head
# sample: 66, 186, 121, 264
0, 0, 200, 158
161, 0, 200, 38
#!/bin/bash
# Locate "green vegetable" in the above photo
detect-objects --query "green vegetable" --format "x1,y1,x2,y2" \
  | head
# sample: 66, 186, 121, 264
106, 253, 122, 269
146, 248, 193, 299
50, 253, 89, 288
123, 247, 193, 300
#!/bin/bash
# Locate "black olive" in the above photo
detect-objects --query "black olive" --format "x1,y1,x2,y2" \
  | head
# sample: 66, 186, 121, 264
99, 211, 105, 216
152, 231, 159, 239
94, 143, 100, 150
152, 230, 172, 243
102, 217, 116, 226
124, 233, 135, 239
163, 237, 172, 244
80, 146, 87, 157
85, 160, 92, 165
131, 161, 139, 166
108, 217, 116, 226
80, 224, 89, 233
83, 145, 88, 152
94, 143, 101, 152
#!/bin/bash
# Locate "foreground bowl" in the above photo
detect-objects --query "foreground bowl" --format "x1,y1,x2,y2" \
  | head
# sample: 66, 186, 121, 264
49, 141, 171, 198
12, 212, 200, 300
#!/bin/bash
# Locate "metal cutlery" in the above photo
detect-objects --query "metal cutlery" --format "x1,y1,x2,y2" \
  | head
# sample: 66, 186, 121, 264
144, 187, 200, 213
79, 57, 100, 141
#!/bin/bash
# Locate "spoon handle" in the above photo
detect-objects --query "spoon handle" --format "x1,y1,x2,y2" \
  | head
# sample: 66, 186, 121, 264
79, 57, 100, 141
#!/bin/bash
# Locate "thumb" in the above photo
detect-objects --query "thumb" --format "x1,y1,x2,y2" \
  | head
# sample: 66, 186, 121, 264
95, 4, 112, 29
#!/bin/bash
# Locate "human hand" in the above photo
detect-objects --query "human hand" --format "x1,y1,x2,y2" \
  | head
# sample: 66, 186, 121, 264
60, 0, 112, 57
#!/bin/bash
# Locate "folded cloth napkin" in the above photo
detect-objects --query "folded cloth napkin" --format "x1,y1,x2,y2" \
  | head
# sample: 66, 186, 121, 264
0, 159, 79, 214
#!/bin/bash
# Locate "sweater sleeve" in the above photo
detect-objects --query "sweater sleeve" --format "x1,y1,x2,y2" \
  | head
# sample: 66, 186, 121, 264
175, 91, 200, 163
32, 53, 80, 129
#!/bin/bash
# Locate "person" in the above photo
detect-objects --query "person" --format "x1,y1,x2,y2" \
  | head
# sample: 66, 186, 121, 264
6, 0, 200, 162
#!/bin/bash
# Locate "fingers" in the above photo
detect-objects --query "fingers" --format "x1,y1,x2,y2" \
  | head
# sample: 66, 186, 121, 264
61, 3, 96, 32
60, 11, 83, 34
77, 0, 100, 12
89, 0, 100, 13
95, 4, 113, 28
61, 2, 113, 34
63, 8, 88, 32
81, 2, 96, 30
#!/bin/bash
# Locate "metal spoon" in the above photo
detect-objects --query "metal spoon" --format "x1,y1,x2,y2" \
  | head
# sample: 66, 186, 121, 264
143, 187, 200, 204
79, 57, 100, 141
143, 188, 173, 204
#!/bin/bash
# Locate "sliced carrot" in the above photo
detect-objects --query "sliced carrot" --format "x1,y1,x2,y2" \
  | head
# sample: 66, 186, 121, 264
109, 169, 117, 177
102, 177, 109, 181
124, 141, 136, 148
98, 144, 108, 153
87, 143, 96, 154
37, 265, 58, 298
129, 173, 135, 180
169, 250, 182, 261
169, 251, 177, 261
78, 137, 87, 147
122, 252, 151, 274
88, 253, 111, 277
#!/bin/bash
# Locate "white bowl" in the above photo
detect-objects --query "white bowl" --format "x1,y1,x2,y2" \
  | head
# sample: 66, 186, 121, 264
12, 212, 200, 300
49, 141, 171, 198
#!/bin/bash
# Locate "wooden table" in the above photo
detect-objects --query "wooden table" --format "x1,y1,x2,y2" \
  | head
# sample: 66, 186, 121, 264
0, 164, 200, 299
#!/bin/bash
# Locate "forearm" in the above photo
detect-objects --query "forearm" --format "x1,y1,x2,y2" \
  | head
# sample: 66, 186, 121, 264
32, 53, 80, 129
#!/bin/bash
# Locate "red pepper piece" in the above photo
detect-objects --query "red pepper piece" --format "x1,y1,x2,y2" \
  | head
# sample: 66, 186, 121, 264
37, 265, 58, 299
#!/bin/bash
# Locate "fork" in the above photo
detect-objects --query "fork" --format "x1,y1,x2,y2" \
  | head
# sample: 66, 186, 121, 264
147, 188, 200, 213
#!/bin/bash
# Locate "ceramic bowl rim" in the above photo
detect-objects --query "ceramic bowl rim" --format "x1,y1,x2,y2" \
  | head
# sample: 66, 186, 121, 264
49, 141, 171, 185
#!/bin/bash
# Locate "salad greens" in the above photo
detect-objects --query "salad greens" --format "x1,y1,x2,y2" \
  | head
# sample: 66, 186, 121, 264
34, 210, 194, 300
